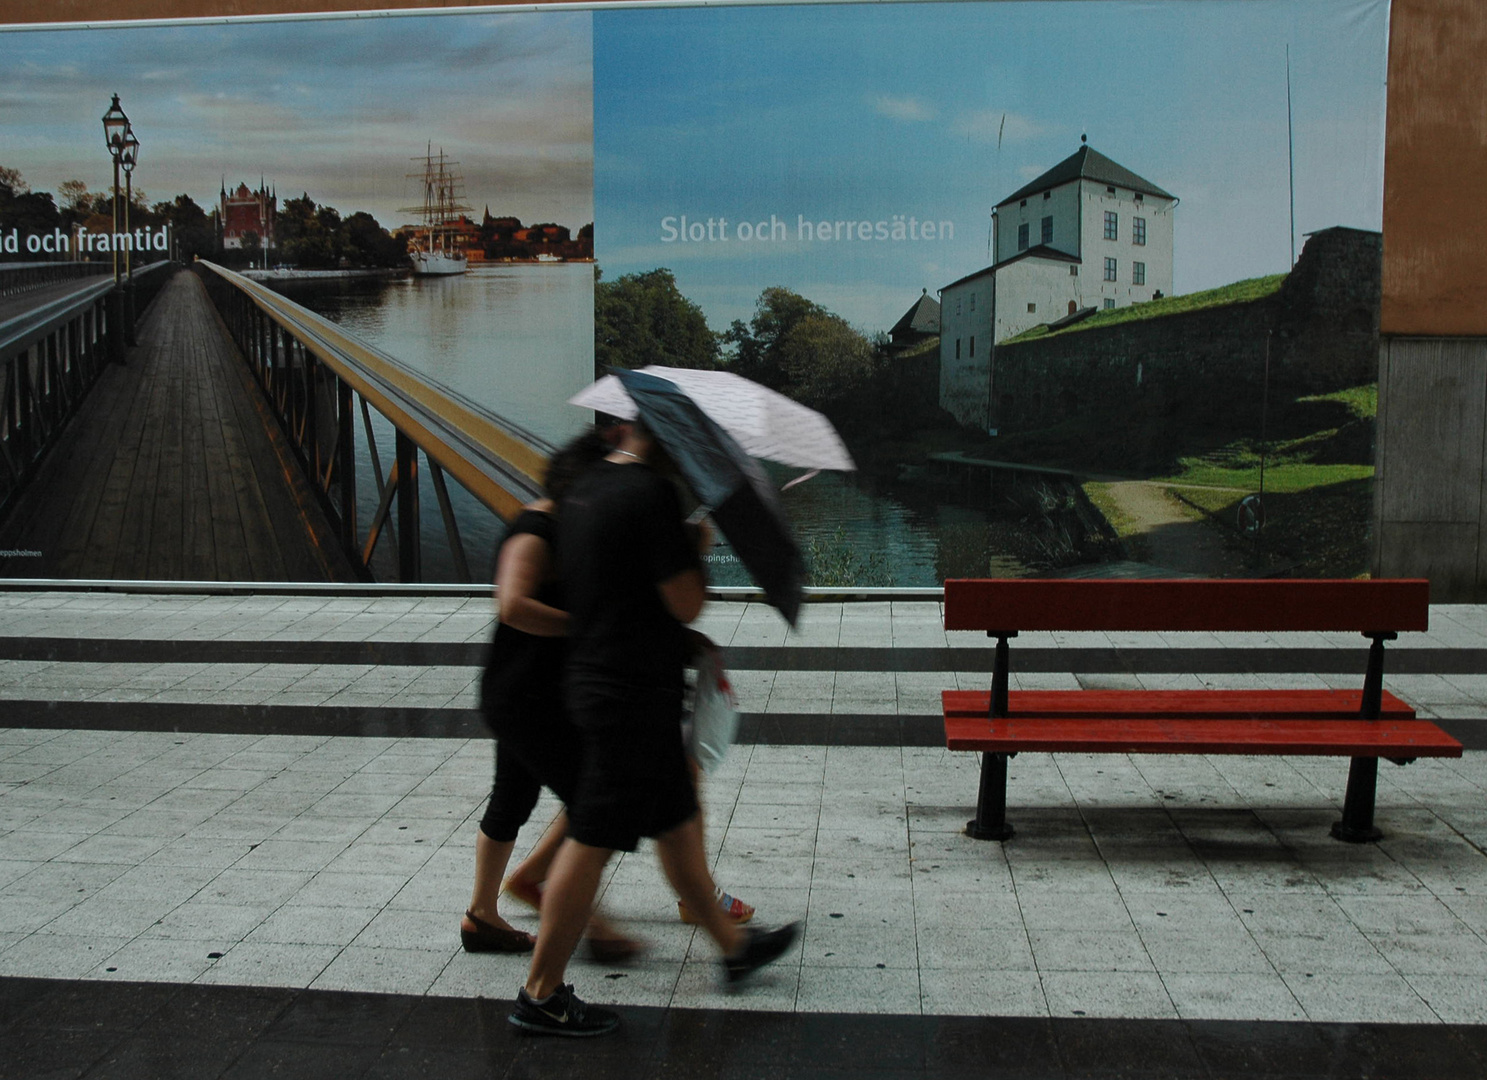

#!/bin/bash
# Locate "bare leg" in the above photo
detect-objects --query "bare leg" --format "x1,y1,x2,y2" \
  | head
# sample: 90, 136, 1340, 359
655, 814, 743, 957
464, 828, 524, 935
505, 810, 636, 947
524, 838, 612, 999
505, 810, 567, 896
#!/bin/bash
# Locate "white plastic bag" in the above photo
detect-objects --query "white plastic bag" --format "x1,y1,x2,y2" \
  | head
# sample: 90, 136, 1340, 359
688, 648, 739, 773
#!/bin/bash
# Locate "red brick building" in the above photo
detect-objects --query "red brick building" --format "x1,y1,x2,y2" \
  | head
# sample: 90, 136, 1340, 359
219, 180, 276, 254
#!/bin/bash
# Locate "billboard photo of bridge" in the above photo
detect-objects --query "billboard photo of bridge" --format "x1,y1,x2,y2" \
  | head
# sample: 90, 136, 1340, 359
0, 8, 595, 584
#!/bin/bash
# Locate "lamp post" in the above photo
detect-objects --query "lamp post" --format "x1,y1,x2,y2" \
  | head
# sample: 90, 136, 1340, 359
120, 128, 139, 344
101, 94, 131, 364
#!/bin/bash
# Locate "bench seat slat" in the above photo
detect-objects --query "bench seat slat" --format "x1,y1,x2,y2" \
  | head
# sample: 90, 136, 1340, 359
942, 578, 1430, 633
942, 688, 1416, 721
944, 714, 1463, 757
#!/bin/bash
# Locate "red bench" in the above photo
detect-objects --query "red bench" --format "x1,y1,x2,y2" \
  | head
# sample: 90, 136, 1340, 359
941, 579, 1463, 843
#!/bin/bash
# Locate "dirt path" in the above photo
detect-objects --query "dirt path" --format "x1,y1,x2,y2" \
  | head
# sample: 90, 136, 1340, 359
1099, 480, 1251, 575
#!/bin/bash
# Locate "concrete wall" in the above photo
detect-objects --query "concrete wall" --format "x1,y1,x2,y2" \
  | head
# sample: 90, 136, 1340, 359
987, 226, 1380, 441
1375, 339, 1487, 598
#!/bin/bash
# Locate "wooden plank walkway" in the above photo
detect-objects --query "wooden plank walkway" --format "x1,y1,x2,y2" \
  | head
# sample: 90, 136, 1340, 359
0, 269, 356, 582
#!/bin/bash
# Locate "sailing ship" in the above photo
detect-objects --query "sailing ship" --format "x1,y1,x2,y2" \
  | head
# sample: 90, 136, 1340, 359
402, 145, 471, 276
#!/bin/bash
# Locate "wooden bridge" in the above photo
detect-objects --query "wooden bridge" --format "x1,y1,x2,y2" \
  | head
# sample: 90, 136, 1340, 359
0, 262, 552, 583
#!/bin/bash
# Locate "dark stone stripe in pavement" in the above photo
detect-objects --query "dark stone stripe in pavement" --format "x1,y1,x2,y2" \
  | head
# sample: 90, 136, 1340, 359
0, 976, 1483, 1079
7, 636, 1487, 674
5, 699, 1486, 749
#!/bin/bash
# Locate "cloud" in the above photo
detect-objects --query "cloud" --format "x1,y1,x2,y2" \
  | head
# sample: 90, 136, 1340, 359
951, 109, 1040, 144
872, 94, 935, 122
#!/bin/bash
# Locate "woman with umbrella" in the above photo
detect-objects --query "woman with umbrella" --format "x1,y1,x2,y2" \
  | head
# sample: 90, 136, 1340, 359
509, 419, 799, 1037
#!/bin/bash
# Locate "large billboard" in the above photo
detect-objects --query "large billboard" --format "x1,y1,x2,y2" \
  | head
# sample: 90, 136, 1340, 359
0, 0, 1388, 586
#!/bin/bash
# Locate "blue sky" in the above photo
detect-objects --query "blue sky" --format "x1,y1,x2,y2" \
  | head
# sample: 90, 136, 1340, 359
0, 10, 592, 231
595, 0, 1389, 334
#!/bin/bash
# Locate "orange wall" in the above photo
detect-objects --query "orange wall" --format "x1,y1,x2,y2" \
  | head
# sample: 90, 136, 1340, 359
3, 0, 1482, 337
1380, 0, 1487, 336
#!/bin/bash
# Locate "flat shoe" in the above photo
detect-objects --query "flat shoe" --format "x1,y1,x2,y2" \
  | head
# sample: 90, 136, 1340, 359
461, 909, 535, 953
586, 936, 645, 965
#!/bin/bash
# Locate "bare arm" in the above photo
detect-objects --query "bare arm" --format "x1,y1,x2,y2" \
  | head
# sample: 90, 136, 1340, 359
658, 567, 706, 625
494, 532, 568, 637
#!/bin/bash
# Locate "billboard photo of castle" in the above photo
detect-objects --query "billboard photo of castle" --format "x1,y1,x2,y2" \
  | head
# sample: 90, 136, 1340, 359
594, 0, 1389, 583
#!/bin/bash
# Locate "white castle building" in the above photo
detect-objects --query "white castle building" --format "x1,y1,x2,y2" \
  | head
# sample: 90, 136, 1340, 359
939, 141, 1176, 429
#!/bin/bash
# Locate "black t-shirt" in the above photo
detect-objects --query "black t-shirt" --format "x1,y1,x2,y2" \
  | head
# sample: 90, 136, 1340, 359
481, 509, 565, 708
558, 460, 701, 695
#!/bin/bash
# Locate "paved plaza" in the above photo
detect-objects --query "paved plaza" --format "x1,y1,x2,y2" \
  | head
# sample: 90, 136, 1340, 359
2, 588, 1487, 1077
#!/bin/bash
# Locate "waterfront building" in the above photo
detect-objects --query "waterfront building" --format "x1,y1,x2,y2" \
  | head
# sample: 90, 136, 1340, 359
219, 179, 277, 257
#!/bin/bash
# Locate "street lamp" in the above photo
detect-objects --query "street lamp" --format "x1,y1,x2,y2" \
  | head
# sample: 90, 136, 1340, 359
102, 94, 131, 363
101, 94, 130, 284
120, 128, 140, 344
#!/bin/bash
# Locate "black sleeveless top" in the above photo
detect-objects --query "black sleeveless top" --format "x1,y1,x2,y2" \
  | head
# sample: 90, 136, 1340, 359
480, 509, 566, 711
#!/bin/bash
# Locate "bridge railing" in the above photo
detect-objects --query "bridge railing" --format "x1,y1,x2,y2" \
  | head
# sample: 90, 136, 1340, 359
0, 260, 113, 299
0, 260, 176, 523
194, 261, 550, 584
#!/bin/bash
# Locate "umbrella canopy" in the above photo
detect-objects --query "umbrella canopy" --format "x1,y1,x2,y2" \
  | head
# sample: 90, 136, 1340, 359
569, 365, 855, 474
614, 368, 805, 626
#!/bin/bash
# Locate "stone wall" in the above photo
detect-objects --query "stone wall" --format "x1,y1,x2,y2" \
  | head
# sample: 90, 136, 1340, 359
987, 227, 1381, 445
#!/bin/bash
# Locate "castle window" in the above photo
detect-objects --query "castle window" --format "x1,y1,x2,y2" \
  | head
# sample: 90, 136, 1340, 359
969, 336, 975, 356
1041, 216, 1054, 245
1133, 217, 1147, 246
1134, 192, 1144, 203
1104, 299, 1116, 310
1068, 300, 1078, 315
1104, 257, 1117, 281
1027, 303, 1036, 313
1043, 191, 1051, 200
1133, 261, 1146, 286
1069, 265, 1078, 276
969, 293, 975, 311
955, 339, 961, 359
1017, 223, 1029, 251
1019, 199, 1027, 208
1106, 185, 1116, 194
1103, 211, 1118, 241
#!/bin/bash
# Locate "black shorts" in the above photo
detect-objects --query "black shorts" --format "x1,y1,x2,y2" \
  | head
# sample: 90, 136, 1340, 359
479, 690, 583, 841
565, 682, 698, 852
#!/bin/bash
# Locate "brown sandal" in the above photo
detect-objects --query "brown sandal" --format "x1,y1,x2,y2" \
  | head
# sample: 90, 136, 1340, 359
460, 910, 535, 954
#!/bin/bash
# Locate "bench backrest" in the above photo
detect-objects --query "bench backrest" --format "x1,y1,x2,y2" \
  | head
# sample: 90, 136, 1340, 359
942, 579, 1430, 634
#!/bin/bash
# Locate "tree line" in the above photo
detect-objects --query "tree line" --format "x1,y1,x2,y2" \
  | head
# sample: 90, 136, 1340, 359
594, 266, 891, 431
0, 167, 405, 269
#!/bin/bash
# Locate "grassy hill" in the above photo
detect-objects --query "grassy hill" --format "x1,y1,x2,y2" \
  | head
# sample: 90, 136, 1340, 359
1004, 273, 1288, 344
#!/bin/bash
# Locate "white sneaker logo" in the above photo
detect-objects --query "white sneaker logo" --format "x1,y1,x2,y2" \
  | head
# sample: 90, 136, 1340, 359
537, 1004, 568, 1024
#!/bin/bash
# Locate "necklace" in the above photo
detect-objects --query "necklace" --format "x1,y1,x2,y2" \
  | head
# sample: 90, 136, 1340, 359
613, 449, 643, 461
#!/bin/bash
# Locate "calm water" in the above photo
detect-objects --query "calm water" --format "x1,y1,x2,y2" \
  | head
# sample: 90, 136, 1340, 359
274, 266, 1022, 586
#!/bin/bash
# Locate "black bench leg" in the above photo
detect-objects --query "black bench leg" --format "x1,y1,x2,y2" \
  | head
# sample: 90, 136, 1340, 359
1330, 756, 1383, 843
966, 752, 1015, 841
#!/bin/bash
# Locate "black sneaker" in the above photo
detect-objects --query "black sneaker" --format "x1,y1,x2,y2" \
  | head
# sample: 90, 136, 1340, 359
508, 983, 620, 1037
722, 923, 800, 983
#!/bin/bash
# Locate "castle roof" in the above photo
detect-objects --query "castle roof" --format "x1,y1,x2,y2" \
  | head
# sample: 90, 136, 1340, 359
996, 144, 1174, 208
890, 290, 941, 338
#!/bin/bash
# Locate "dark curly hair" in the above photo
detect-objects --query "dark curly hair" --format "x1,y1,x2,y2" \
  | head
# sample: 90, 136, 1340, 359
542, 430, 610, 500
